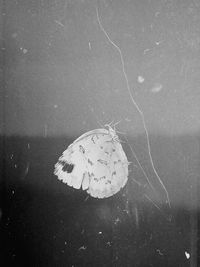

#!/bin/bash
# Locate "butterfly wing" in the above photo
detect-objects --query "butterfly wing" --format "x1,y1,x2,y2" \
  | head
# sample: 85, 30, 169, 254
54, 129, 129, 198
54, 142, 87, 189
85, 134, 128, 198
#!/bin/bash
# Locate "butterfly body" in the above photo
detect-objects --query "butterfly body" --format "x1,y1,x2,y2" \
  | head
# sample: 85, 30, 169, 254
54, 126, 129, 198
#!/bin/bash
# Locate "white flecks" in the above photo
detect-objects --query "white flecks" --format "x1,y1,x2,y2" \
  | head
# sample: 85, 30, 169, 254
10, 154, 14, 160
151, 83, 163, 93
78, 245, 87, 251
114, 217, 120, 225
89, 42, 91, 50
55, 20, 64, 27
12, 190, 15, 195
143, 48, 150, 54
156, 249, 164, 256
23, 162, 30, 178
27, 143, 30, 149
14, 164, 17, 168
185, 251, 190, 259
106, 241, 111, 246
81, 229, 85, 234
98, 231, 102, 235
23, 48, 28, 54
64, 241, 67, 245
6, 217, 10, 226
155, 40, 163, 45
137, 75, 145, 83
20, 47, 28, 54
125, 117, 131, 122
54, 104, 58, 109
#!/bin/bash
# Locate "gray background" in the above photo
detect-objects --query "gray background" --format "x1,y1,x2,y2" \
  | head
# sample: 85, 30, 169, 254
2, 0, 200, 266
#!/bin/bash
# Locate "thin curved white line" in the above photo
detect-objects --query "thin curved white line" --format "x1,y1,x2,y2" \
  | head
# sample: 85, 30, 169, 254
96, 6, 171, 208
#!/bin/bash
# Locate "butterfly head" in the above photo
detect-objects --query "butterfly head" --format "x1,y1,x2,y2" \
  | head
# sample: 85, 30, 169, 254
104, 123, 120, 142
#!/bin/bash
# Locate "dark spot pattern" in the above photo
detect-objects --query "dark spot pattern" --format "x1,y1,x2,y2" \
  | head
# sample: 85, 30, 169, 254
62, 163, 74, 173
97, 159, 108, 165
88, 159, 94, 166
91, 136, 96, 144
112, 171, 116, 176
79, 145, 85, 154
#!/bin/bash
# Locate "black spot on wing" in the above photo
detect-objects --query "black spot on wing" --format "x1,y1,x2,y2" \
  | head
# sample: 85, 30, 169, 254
97, 159, 108, 165
94, 176, 106, 182
59, 161, 74, 173
91, 136, 96, 144
88, 158, 94, 166
112, 171, 116, 176
79, 145, 85, 154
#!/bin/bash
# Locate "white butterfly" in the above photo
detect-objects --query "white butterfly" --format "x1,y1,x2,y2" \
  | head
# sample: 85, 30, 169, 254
54, 125, 129, 198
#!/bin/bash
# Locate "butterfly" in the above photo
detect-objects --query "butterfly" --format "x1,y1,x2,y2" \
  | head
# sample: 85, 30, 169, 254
54, 125, 129, 198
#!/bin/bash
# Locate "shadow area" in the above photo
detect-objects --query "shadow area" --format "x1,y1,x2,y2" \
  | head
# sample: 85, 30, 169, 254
1, 135, 199, 267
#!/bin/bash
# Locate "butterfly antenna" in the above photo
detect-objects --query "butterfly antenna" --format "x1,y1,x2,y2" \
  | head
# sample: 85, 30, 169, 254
105, 120, 126, 138
104, 120, 114, 129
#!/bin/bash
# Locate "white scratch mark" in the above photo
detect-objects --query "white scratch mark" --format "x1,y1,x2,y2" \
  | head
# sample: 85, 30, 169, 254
96, 6, 171, 209
24, 162, 30, 178
156, 39, 164, 45
114, 217, 120, 224
151, 83, 163, 93
156, 249, 164, 256
78, 245, 87, 251
55, 20, 64, 27
185, 251, 190, 259
137, 75, 145, 83
125, 117, 131, 122
89, 42, 91, 50
143, 48, 150, 54
23, 48, 28, 54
